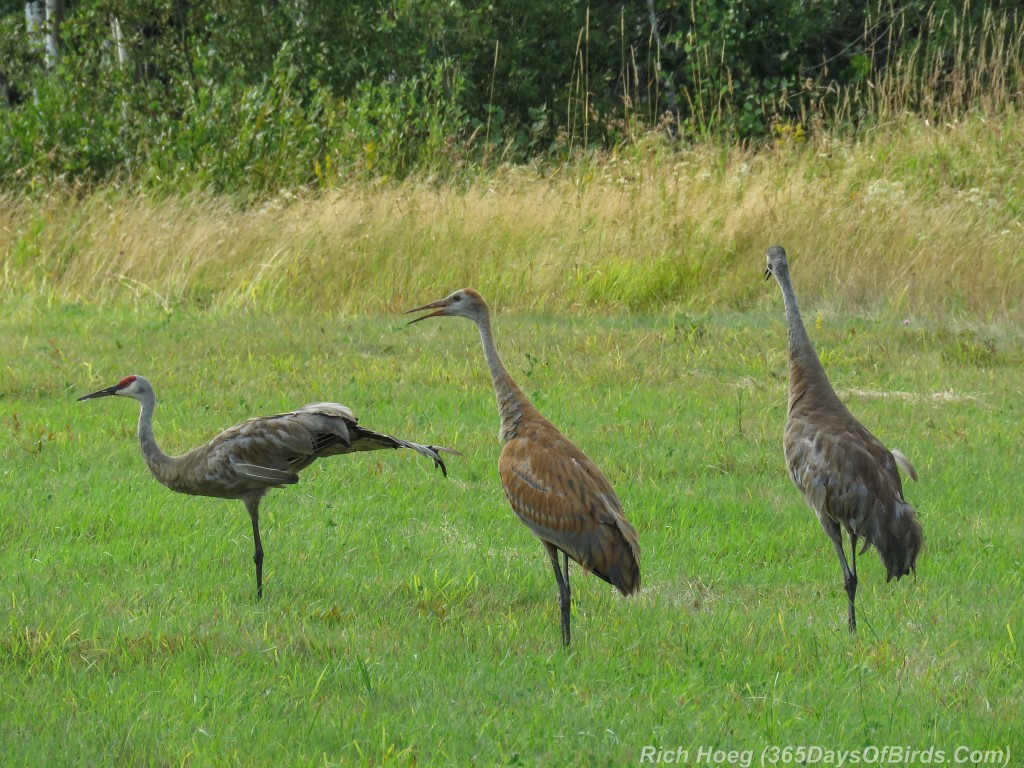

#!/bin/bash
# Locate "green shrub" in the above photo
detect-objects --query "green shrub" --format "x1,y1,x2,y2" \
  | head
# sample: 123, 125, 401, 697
1, 0, 1022, 191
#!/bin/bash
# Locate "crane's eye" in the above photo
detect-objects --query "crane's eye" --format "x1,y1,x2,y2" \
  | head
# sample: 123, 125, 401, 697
453, 294, 462, 302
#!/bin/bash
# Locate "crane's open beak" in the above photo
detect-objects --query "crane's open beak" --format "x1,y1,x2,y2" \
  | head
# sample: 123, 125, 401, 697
78, 384, 120, 401
764, 265, 773, 282
404, 298, 449, 324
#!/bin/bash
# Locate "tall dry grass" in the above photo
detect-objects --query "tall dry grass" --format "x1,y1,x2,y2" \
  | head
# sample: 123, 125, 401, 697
3, 110, 1022, 322
860, 3, 1024, 125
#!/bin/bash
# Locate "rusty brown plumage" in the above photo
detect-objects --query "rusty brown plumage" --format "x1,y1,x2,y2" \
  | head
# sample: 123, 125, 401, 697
79, 375, 454, 599
765, 245, 923, 633
406, 288, 640, 646
499, 415, 641, 596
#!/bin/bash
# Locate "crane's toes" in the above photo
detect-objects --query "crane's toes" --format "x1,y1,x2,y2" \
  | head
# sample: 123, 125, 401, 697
428, 445, 462, 477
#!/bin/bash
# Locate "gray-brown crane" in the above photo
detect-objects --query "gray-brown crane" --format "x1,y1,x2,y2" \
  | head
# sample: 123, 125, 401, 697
78, 374, 452, 599
764, 245, 923, 632
406, 289, 640, 646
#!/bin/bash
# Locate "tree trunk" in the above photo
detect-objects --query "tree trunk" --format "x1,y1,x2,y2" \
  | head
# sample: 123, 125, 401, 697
111, 15, 130, 69
44, 0, 64, 70
25, 0, 63, 71
24, 0, 45, 103
25, 1, 45, 55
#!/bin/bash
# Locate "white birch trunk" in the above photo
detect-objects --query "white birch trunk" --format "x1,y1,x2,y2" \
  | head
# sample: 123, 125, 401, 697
24, 0, 46, 101
44, 0, 63, 70
25, 1, 45, 55
111, 15, 130, 68
25, 0, 62, 70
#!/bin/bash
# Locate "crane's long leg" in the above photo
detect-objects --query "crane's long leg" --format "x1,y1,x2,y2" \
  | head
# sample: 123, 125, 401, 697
245, 497, 265, 600
824, 520, 857, 633
563, 550, 571, 643
848, 532, 859, 634
828, 534, 856, 633
545, 542, 571, 647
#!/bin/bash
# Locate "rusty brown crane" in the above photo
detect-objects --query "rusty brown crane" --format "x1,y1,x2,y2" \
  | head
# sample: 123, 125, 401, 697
79, 375, 452, 599
764, 245, 923, 632
406, 289, 640, 646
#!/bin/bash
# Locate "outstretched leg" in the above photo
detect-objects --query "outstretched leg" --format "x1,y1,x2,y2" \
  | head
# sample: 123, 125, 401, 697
245, 497, 265, 600
545, 542, 571, 647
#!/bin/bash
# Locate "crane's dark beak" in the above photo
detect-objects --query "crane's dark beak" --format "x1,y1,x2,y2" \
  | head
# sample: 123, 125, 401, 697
404, 298, 449, 324
764, 265, 773, 282
78, 384, 119, 401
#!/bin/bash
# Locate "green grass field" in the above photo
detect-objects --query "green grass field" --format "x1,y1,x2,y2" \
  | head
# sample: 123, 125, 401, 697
1, 294, 1021, 765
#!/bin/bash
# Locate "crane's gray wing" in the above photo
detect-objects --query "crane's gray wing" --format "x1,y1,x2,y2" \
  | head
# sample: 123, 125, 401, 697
169, 405, 350, 497
784, 415, 921, 579
785, 415, 910, 511
170, 402, 450, 497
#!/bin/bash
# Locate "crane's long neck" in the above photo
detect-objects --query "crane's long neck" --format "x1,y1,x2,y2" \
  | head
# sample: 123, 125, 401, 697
476, 310, 530, 442
776, 268, 843, 413
136, 394, 177, 484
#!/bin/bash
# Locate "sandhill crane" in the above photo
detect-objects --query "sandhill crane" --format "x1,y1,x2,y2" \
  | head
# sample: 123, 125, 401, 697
764, 245, 923, 633
406, 289, 640, 646
78, 375, 452, 599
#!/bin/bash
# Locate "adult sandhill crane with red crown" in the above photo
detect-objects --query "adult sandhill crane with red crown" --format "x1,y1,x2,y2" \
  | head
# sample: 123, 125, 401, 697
79, 375, 454, 599
764, 245, 923, 633
406, 288, 640, 647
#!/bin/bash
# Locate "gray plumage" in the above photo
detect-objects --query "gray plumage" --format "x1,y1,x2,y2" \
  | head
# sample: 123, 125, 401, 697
79, 375, 453, 598
765, 246, 923, 633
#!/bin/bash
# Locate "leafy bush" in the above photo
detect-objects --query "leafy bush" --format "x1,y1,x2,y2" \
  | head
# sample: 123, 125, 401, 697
1, 40, 467, 192
1, 0, 1021, 192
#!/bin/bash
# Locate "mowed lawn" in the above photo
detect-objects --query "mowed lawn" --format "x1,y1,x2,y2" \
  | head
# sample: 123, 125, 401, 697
1, 298, 1021, 765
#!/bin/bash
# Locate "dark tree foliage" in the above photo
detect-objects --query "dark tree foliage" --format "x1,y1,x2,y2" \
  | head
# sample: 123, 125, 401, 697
1, 0, 1020, 189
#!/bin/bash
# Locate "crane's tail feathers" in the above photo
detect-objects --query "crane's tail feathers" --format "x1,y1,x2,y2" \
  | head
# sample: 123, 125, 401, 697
585, 520, 641, 597
891, 448, 918, 482
617, 569, 642, 596
597, 560, 641, 596
610, 518, 642, 596
580, 557, 641, 597
877, 500, 923, 583
235, 463, 300, 486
